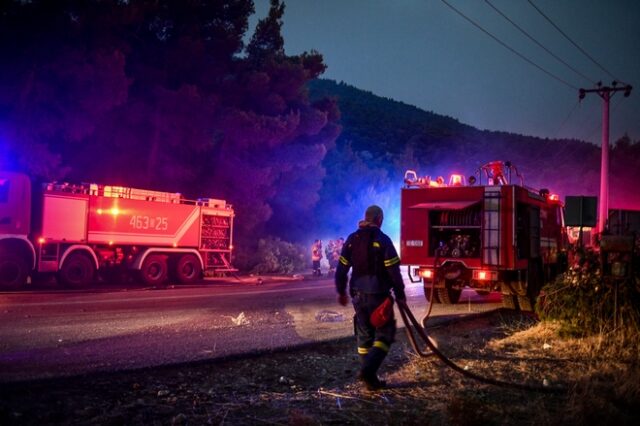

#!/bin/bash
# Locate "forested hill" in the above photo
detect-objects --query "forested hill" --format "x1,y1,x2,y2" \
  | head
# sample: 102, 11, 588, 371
309, 79, 640, 213
308, 79, 475, 156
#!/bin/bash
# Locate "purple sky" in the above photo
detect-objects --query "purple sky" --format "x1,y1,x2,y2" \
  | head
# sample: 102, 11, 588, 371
252, 0, 639, 145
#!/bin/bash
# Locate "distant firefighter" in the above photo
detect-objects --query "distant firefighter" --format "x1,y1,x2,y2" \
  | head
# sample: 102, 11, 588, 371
330, 237, 344, 275
311, 239, 323, 276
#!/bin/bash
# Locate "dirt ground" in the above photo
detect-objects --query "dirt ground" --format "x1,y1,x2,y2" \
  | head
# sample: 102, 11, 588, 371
1, 309, 638, 426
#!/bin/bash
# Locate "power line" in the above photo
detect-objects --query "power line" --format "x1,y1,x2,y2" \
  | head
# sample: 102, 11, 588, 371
526, 0, 625, 84
484, 0, 596, 85
553, 100, 580, 138
438, 0, 579, 91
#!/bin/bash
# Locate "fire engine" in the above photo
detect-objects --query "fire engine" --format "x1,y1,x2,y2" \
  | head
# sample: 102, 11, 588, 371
0, 171, 235, 289
401, 161, 566, 311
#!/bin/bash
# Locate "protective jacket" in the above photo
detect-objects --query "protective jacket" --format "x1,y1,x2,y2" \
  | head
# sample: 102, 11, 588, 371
335, 224, 405, 301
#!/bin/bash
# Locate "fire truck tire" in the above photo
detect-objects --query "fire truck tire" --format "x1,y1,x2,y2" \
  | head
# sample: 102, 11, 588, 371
437, 286, 462, 304
173, 254, 202, 284
0, 251, 29, 289
59, 252, 95, 288
423, 285, 442, 303
140, 254, 168, 286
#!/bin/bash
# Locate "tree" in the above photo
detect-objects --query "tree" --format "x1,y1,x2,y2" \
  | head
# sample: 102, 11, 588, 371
0, 0, 340, 247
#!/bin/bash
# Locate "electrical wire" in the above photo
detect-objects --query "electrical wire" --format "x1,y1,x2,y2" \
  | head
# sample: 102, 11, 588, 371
526, 0, 626, 85
438, 0, 579, 91
553, 100, 580, 139
484, 0, 596, 85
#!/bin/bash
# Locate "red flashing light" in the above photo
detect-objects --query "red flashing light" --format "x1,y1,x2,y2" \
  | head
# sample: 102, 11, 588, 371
549, 194, 559, 202
473, 269, 497, 281
38, 237, 46, 244
449, 174, 464, 186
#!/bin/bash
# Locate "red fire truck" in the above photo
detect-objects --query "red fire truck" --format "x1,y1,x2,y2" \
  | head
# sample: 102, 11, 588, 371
0, 171, 235, 289
400, 161, 566, 311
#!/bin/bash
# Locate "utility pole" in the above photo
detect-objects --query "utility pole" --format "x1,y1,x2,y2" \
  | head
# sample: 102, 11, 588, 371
579, 82, 632, 235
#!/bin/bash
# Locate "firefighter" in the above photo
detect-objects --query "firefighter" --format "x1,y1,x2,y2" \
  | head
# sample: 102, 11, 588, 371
325, 240, 335, 274
311, 239, 323, 276
335, 205, 406, 391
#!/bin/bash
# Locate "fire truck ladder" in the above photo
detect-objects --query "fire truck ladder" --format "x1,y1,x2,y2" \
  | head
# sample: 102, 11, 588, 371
482, 187, 502, 267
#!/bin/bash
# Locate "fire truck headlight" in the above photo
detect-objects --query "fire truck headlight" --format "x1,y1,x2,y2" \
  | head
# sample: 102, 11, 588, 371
38, 237, 46, 244
110, 207, 120, 216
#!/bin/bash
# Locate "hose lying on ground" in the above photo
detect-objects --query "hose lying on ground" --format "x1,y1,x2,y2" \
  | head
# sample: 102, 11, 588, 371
397, 299, 567, 394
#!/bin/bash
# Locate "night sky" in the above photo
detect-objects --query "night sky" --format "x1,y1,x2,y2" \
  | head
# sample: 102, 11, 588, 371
252, 0, 639, 145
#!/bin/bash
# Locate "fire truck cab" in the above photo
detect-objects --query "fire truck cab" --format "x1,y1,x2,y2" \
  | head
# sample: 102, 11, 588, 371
401, 161, 566, 311
0, 171, 235, 289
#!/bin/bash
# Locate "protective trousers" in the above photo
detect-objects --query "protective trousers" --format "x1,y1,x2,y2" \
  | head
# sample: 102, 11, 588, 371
352, 291, 396, 388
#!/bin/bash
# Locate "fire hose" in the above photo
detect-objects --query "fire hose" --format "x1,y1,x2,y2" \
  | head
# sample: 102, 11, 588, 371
400, 251, 567, 394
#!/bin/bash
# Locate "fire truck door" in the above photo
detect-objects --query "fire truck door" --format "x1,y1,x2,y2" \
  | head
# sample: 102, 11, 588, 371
516, 204, 541, 259
482, 187, 501, 266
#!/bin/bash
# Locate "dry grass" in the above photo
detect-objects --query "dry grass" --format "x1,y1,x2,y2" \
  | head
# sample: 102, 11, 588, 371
1, 310, 638, 425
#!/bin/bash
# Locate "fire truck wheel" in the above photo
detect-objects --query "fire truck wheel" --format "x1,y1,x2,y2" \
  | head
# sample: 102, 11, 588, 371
173, 254, 202, 284
0, 252, 29, 288
140, 254, 168, 286
436, 285, 462, 304
423, 285, 442, 304
59, 252, 95, 288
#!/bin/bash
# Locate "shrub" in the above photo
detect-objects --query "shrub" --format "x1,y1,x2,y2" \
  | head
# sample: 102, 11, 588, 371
248, 237, 307, 275
537, 245, 640, 337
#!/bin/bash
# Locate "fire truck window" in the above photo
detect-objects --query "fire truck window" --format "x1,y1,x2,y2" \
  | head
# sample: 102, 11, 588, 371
0, 179, 9, 203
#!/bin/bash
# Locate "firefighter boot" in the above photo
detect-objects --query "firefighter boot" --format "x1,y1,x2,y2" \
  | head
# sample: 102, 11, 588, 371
359, 347, 387, 391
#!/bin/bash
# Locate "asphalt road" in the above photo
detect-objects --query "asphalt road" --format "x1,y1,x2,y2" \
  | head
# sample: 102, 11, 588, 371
0, 275, 501, 382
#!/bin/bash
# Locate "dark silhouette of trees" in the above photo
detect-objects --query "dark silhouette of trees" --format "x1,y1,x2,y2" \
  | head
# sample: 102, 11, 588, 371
0, 0, 339, 245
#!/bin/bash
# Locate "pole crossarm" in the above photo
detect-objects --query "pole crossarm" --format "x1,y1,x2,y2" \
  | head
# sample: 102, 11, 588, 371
579, 83, 633, 100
